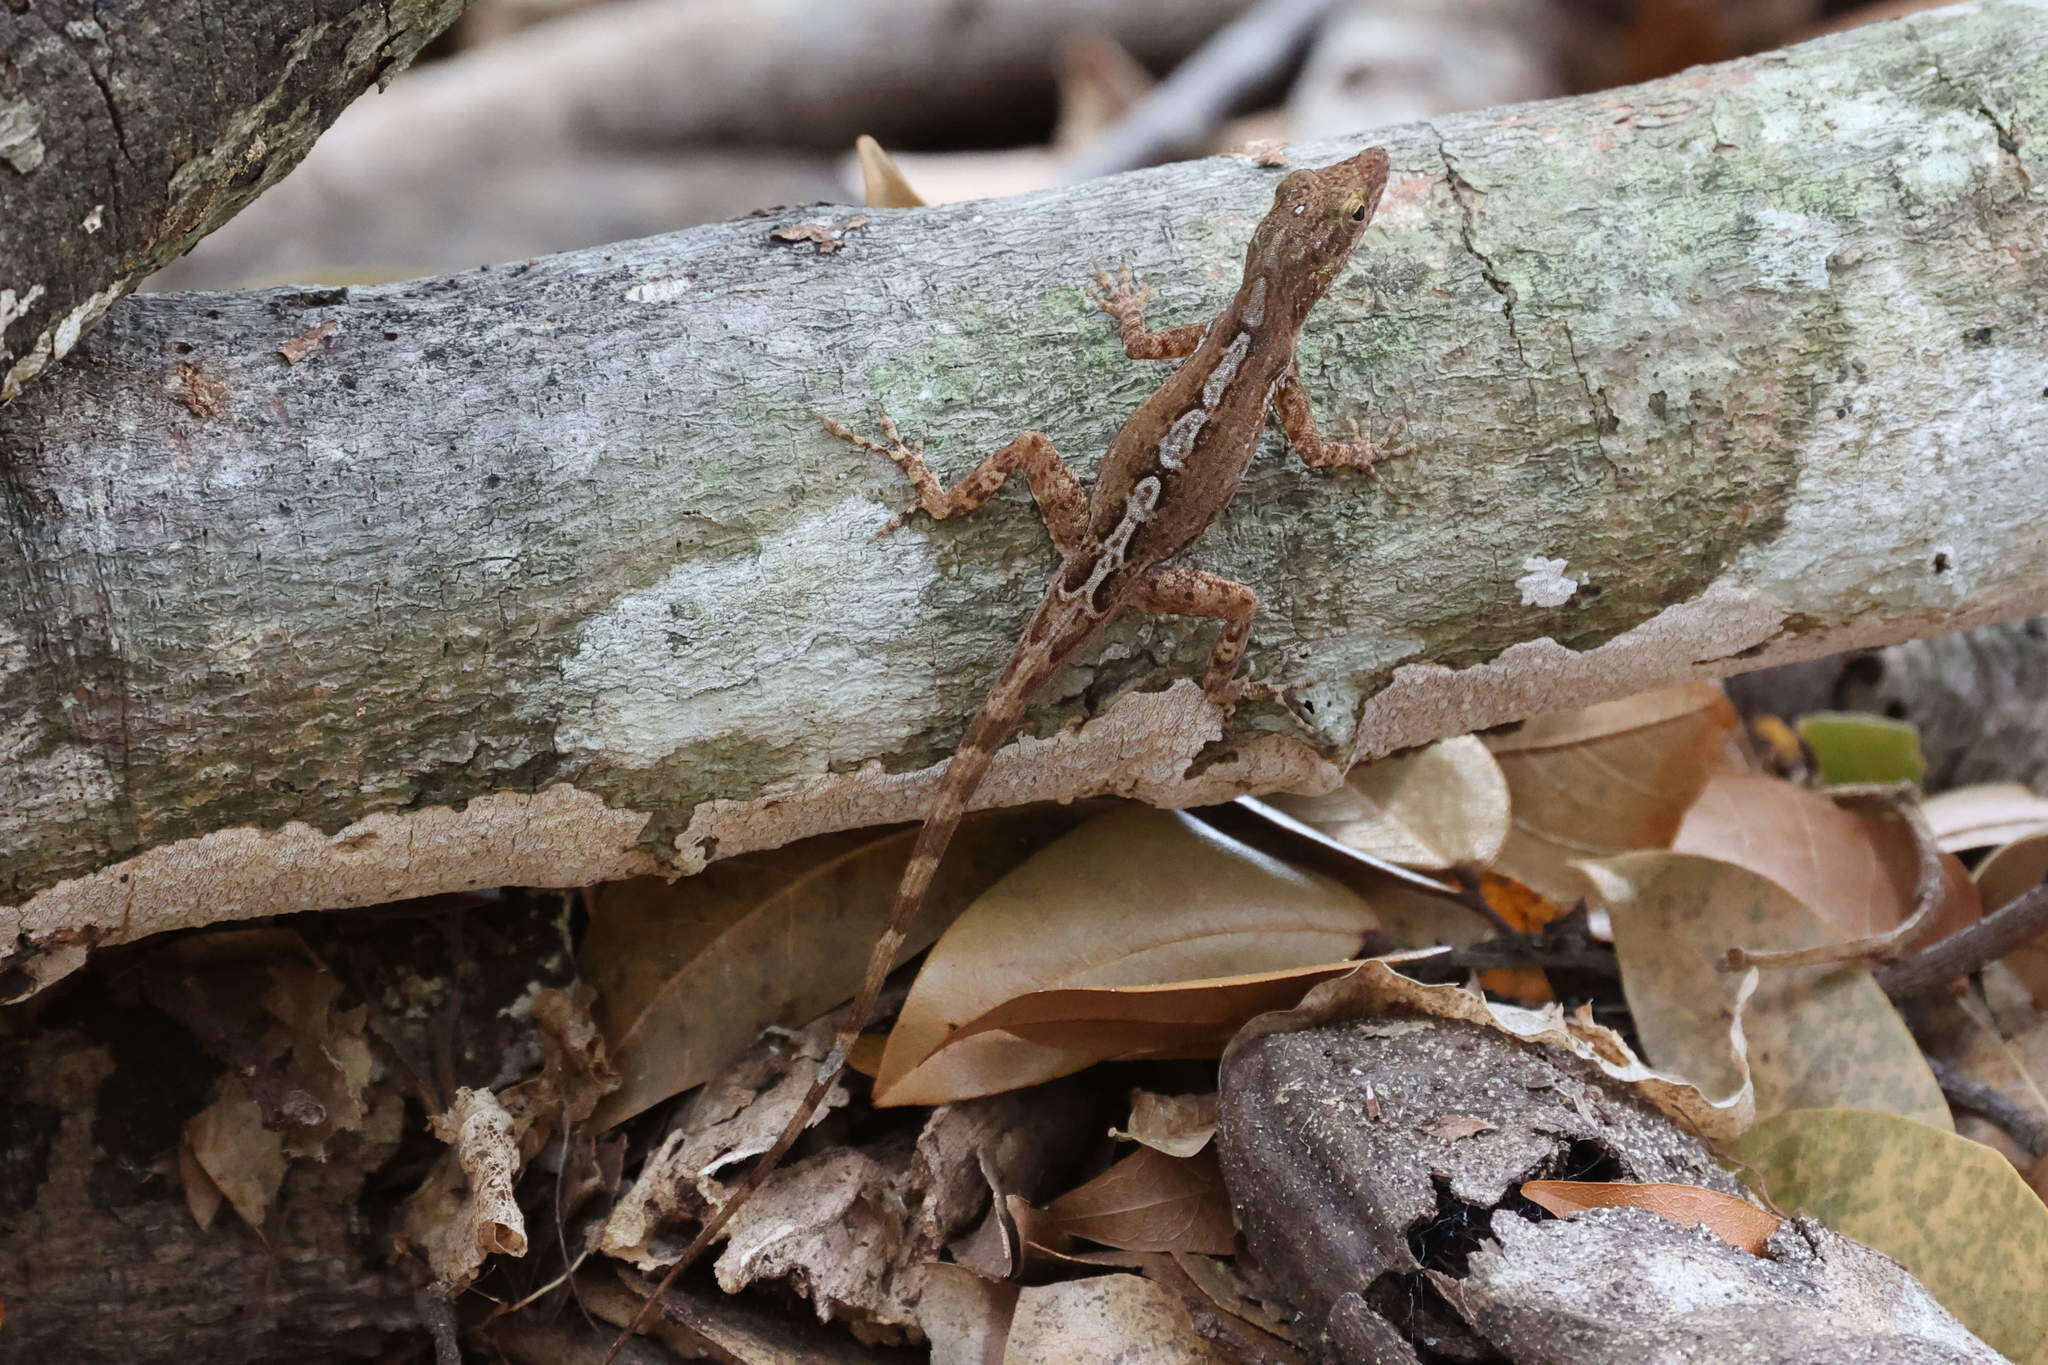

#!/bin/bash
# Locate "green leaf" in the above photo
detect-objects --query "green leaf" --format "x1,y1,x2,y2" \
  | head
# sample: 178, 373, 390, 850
1734, 1107, 2048, 1364
1797, 712, 1926, 786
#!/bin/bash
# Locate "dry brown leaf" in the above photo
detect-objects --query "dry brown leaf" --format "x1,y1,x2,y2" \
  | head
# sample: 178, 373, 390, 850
1429, 1113, 1498, 1141
855, 133, 926, 208
1979, 830, 2048, 910
585, 809, 1077, 1128
919, 1262, 1020, 1365
1265, 735, 1509, 871
1113, 1090, 1218, 1158
1923, 783, 2048, 853
1169, 1251, 1299, 1345
1581, 851, 1947, 1126
602, 1013, 846, 1267
1978, 832, 2048, 1005
1002, 1273, 1236, 1365
874, 808, 1377, 1108
277, 318, 336, 363
496, 985, 617, 1156
1673, 772, 1980, 941
886, 962, 1366, 1109
1486, 682, 1738, 902
406, 1087, 527, 1292
1045, 1146, 1235, 1255
182, 1076, 286, 1235
1521, 1180, 1782, 1255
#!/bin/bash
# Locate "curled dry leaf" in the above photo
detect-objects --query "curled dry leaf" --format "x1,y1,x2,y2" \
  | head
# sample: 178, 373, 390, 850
1923, 783, 2048, 853
1002, 1273, 1236, 1365
874, 808, 1377, 1108
1227, 956, 1752, 1141
584, 809, 1077, 1129
1264, 734, 1509, 871
406, 1087, 527, 1292
1113, 1090, 1218, 1158
1736, 1107, 2048, 1365
1580, 851, 1946, 1126
1673, 772, 1979, 942
1521, 1180, 1782, 1256
1044, 1146, 1236, 1255
1485, 682, 1738, 903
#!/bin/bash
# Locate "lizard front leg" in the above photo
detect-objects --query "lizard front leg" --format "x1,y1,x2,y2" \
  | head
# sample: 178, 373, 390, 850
821, 413, 1088, 550
1272, 368, 1412, 471
1087, 265, 1208, 360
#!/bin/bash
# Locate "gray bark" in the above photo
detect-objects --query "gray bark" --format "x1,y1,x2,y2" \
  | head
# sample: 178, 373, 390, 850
0, 0, 470, 401
3, 2, 2046, 997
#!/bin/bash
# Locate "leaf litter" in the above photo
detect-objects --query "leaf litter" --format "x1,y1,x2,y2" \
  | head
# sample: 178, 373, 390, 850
295, 678, 2048, 1362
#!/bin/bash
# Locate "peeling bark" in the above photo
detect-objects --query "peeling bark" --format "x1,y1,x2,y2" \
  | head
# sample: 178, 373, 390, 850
0, 0, 469, 401
2, 3, 2046, 995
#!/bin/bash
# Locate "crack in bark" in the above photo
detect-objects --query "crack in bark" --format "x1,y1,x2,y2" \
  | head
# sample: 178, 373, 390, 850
1910, 26, 2032, 192
1435, 131, 1527, 364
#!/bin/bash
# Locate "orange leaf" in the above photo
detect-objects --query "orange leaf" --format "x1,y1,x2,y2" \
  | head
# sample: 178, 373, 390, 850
1046, 1147, 1236, 1255
1521, 1180, 1782, 1255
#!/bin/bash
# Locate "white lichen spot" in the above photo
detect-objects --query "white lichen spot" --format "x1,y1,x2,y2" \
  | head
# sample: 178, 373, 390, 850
555, 495, 944, 766
625, 276, 695, 304
81, 204, 103, 234
1744, 208, 1842, 293
0, 98, 45, 174
0, 283, 46, 342
52, 284, 121, 362
1242, 276, 1268, 327
1515, 556, 1578, 607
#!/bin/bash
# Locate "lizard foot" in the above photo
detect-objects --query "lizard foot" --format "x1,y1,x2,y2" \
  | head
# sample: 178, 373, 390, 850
820, 410, 931, 536
1085, 263, 1152, 326
1318, 412, 1414, 478
1213, 677, 1318, 730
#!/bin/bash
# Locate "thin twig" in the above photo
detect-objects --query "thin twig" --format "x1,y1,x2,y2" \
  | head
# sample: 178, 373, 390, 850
1878, 880, 2048, 1000
1062, 0, 1344, 181
1926, 1056, 2048, 1159
1728, 781, 1947, 971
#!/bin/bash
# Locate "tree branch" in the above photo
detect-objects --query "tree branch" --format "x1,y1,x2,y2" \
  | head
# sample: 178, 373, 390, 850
3, 3, 2046, 997
0, 0, 470, 401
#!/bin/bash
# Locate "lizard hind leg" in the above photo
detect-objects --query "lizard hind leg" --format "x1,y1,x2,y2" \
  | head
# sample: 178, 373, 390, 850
1132, 565, 1317, 727
820, 411, 1088, 551
1130, 565, 1267, 704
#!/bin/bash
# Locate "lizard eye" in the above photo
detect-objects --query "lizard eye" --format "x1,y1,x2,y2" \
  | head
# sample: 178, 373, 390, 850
1349, 202, 1368, 221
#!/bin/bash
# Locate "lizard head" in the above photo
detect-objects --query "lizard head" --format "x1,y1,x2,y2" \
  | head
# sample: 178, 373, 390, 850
1246, 146, 1390, 307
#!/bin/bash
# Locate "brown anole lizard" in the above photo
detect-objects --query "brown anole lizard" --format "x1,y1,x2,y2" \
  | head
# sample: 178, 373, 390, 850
606, 145, 1400, 1358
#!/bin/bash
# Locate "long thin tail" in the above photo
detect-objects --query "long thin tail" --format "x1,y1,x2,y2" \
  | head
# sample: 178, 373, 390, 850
602, 647, 1051, 1359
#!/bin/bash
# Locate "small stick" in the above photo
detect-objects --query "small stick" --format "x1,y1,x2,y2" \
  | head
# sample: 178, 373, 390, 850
1926, 1056, 2048, 1159
1878, 880, 2048, 1000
